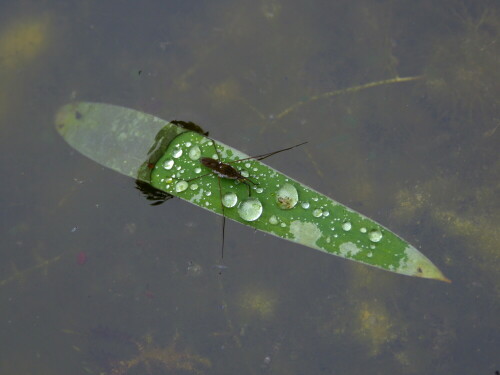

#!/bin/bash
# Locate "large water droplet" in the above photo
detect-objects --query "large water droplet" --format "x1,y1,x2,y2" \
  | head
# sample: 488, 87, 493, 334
368, 229, 383, 242
163, 159, 174, 170
275, 183, 298, 209
189, 146, 201, 160
342, 222, 352, 231
172, 148, 183, 158
222, 192, 238, 208
175, 180, 189, 192
238, 197, 263, 221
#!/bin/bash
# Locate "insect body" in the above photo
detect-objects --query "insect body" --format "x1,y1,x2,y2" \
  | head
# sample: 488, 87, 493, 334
200, 156, 257, 195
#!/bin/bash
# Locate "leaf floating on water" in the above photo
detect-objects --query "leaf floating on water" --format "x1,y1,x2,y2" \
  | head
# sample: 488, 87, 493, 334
55, 102, 449, 282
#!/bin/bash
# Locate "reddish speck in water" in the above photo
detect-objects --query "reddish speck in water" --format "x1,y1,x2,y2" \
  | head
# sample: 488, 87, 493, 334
145, 290, 155, 299
76, 251, 87, 265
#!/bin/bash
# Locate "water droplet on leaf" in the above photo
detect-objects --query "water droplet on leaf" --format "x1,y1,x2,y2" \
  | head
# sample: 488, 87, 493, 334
172, 148, 183, 158
313, 208, 322, 217
238, 197, 263, 221
189, 146, 201, 160
368, 229, 383, 242
163, 159, 174, 170
342, 222, 352, 231
275, 183, 298, 209
175, 180, 189, 192
222, 192, 238, 208
269, 215, 279, 225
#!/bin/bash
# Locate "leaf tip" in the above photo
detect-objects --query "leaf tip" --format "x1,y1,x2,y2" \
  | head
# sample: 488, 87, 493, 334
398, 245, 450, 283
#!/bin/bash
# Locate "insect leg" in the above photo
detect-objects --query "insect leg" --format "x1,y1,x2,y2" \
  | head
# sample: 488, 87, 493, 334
216, 174, 226, 259
209, 138, 226, 260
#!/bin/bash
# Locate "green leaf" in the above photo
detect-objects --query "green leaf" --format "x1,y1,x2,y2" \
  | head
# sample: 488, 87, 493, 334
55, 102, 449, 282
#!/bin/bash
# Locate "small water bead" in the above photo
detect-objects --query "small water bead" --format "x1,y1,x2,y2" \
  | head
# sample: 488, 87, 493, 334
175, 180, 189, 192
195, 167, 202, 174
163, 159, 174, 170
206, 191, 212, 196
368, 229, 383, 243
269, 215, 279, 225
173, 148, 183, 158
255, 187, 264, 193
342, 222, 352, 231
360, 227, 367, 233
275, 183, 299, 210
222, 192, 238, 208
189, 146, 201, 160
238, 197, 263, 221
280, 222, 286, 228
322, 210, 329, 217
185, 142, 192, 147
313, 208, 323, 217
190, 183, 199, 190
301, 202, 310, 209
240, 170, 249, 178
245, 163, 251, 168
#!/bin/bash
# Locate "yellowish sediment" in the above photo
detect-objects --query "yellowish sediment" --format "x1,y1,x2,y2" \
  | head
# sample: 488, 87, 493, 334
0, 15, 51, 71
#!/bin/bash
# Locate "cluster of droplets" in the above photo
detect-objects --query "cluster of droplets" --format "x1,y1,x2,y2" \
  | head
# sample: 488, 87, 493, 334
157, 136, 268, 221
271, 183, 384, 246
159, 134, 385, 248
159, 139, 212, 194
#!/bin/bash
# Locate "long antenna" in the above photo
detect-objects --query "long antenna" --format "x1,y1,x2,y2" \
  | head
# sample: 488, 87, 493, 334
228, 142, 308, 163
